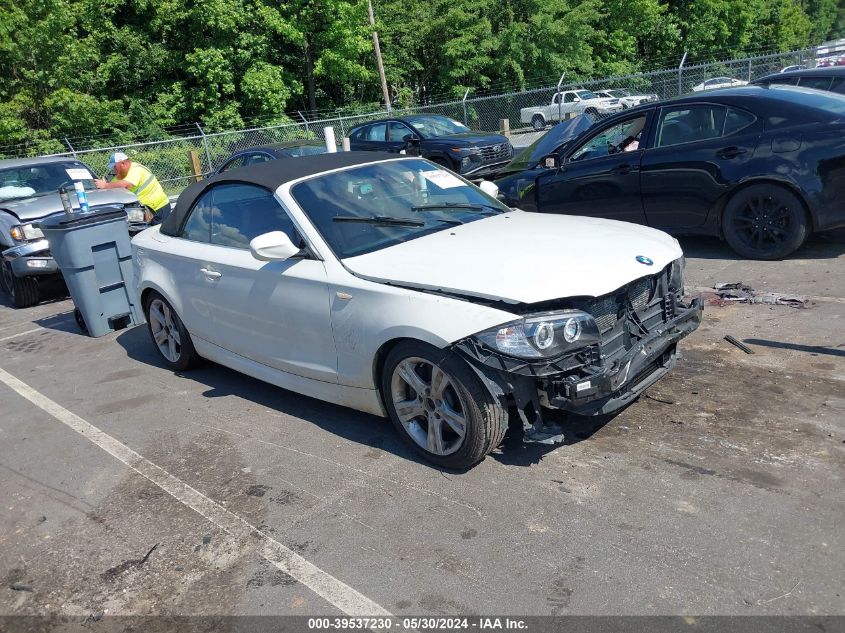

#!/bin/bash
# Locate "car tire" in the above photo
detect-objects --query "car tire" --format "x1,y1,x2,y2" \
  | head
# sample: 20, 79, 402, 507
143, 291, 201, 371
381, 340, 507, 469
1, 262, 40, 308
531, 114, 546, 131
585, 107, 598, 119
722, 184, 809, 260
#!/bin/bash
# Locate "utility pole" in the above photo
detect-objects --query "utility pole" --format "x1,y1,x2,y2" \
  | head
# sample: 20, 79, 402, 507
368, 0, 391, 113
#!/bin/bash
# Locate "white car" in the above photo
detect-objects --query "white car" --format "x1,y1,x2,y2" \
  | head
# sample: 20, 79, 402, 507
132, 153, 702, 469
692, 77, 749, 92
595, 89, 659, 108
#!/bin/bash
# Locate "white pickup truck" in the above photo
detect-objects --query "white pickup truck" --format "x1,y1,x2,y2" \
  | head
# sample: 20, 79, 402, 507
520, 89, 624, 131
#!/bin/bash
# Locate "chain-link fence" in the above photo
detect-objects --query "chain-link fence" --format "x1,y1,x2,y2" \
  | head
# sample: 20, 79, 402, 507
2, 47, 821, 195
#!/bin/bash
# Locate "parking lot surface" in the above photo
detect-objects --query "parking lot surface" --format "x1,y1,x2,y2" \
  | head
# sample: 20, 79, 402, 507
1, 230, 843, 621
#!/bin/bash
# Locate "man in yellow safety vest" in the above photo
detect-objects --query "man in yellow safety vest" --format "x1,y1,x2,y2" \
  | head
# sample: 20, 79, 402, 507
94, 152, 171, 222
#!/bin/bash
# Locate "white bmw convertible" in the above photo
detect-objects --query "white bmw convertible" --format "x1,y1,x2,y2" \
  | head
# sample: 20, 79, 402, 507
132, 153, 702, 469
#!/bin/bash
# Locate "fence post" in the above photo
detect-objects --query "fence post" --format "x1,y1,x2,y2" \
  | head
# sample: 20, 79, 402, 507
188, 150, 203, 182
556, 73, 566, 124
462, 89, 470, 126
338, 113, 347, 139
63, 137, 78, 158
297, 111, 311, 140
194, 123, 213, 175
499, 118, 510, 139
677, 52, 688, 97
748, 58, 752, 82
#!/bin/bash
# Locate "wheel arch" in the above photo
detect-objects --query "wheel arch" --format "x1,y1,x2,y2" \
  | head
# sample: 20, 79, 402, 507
716, 177, 815, 235
371, 336, 449, 412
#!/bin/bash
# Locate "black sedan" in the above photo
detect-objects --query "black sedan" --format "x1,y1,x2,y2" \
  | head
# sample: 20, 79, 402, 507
347, 114, 513, 178
214, 141, 327, 174
495, 85, 845, 259
752, 66, 845, 95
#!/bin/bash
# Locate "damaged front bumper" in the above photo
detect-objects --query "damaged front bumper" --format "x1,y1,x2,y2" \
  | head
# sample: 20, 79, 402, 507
454, 296, 703, 440
2, 239, 59, 277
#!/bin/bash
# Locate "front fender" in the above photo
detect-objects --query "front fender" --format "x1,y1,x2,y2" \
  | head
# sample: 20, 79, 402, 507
327, 273, 517, 390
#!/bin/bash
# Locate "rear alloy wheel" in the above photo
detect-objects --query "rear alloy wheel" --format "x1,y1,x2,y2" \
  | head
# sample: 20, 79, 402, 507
382, 341, 507, 469
531, 114, 546, 132
143, 292, 201, 371
1, 261, 40, 308
722, 184, 809, 260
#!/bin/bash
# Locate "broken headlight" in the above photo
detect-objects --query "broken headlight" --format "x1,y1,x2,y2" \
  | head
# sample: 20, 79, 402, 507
473, 310, 600, 360
669, 256, 685, 294
10, 222, 44, 242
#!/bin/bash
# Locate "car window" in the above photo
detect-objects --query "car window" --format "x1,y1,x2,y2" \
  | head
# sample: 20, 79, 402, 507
219, 156, 245, 172
767, 76, 800, 86
388, 122, 414, 142
180, 190, 213, 242
830, 77, 845, 93
798, 76, 833, 91
656, 105, 727, 148
569, 115, 648, 162
723, 108, 757, 135
180, 184, 300, 249
365, 123, 387, 142
291, 158, 509, 258
0, 161, 96, 200
564, 93, 576, 103
279, 145, 327, 157
244, 153, 271, 166
207, 183, 301, 249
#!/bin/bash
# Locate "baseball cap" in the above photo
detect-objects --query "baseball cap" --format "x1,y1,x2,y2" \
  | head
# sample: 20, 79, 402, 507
107, 152, 128, 169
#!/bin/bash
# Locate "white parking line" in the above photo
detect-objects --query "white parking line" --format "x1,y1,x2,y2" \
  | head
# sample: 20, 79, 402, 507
0, 365, 391, 617
0, 328, 44, 343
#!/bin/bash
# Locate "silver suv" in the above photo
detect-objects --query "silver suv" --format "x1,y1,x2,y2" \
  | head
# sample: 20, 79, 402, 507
0, 156, 145, 307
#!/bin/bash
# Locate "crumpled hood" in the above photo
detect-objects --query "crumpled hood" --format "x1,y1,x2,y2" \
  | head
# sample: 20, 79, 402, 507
343, 211, 683, 304
0, 189, 138, 222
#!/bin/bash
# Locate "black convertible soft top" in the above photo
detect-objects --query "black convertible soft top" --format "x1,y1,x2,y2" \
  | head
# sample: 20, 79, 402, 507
160, 151, 399, 236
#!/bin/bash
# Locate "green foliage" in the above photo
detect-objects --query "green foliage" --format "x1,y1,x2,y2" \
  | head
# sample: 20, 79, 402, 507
0, 0, 837, 153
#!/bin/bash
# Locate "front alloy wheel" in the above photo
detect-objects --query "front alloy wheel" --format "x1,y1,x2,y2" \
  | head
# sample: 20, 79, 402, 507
390, 357, 467, 457
381, 341, 507, 469
143, 292, 201, 371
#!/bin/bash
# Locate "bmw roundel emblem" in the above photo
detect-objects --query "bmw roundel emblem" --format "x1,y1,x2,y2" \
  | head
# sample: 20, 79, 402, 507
636, 255, 654, 266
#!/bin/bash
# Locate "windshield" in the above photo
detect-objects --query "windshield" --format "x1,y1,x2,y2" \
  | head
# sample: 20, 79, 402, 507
0, 161, 96, 202
279, 145, 328, 157
768, 84, 845, 115
577, 90, 599, 100
291, 158, 509, 258
402, 115, 471, 137
502, 114, 595, 171
607, 89, 629, 97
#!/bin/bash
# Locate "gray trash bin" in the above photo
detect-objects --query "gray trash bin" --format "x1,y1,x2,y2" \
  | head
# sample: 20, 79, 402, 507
39, 207, 145, 337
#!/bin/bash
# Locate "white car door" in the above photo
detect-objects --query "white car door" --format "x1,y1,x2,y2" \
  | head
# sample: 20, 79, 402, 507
178, 182, 338, 383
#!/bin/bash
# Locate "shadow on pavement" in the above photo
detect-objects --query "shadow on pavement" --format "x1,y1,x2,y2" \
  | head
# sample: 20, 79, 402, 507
743, 338, 845, 358
678, 227, 845, 261
114, 325, 459, 472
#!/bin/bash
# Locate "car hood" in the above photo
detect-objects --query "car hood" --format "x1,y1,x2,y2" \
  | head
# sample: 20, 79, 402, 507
342, 211, 682, 305
0, 189, 138, 222
498, 115, 593, 173
424, 131, 510, 147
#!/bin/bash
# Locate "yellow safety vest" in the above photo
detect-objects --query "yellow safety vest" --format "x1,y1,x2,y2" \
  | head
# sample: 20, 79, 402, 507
120, 162, 169, 212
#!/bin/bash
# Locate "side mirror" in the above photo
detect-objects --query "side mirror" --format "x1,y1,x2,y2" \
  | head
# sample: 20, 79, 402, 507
543, 154, 561, 170
573, 97, 581, 102
249, 231, 301, 262
403, 133, 420, 144
477, 180, 499, 198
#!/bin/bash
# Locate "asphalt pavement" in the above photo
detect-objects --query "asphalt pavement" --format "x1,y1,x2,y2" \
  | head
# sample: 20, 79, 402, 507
0, 229, 843, 626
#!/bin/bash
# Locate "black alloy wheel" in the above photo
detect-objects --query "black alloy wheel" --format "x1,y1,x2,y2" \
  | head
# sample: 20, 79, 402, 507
722, 184, 809, 260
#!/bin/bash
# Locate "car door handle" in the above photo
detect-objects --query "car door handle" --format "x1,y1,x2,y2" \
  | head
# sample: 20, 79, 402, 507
200, 267, 222, 279
716, 147, 747, 159
614, 164, 634, 175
